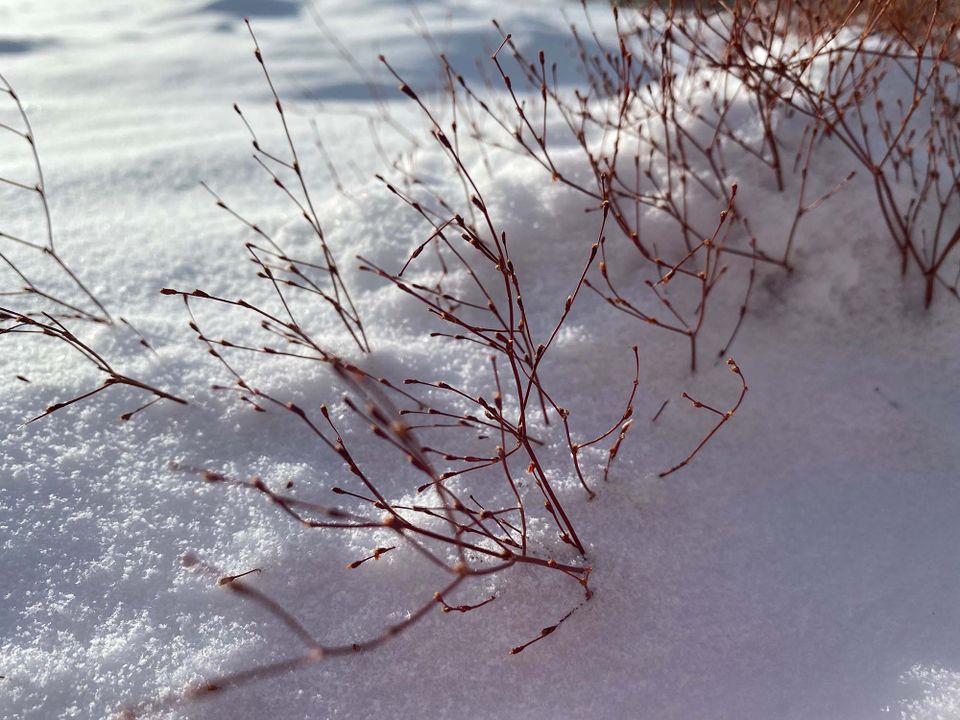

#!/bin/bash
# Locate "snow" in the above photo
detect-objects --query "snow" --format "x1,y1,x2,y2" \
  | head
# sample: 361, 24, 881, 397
2, 1, 960, 719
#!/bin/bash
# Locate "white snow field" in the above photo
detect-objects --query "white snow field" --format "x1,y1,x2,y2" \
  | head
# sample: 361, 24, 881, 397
2, 1, 960, 719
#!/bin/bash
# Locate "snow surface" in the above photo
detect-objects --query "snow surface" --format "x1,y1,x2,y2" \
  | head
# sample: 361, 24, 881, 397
2, 1, 960, 719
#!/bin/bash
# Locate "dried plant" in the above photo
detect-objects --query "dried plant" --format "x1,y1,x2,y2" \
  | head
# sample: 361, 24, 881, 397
125, 22, 662, 718
422, 0, 958, 369
1, 74, 185, 422
126, 0, 960, 712
3, 2, 956, 717
0, 310, 186, 423
666, 0, 960, 305
204, 21, 369, 354
428, 6, 812, 371
1, 72, 111, 325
